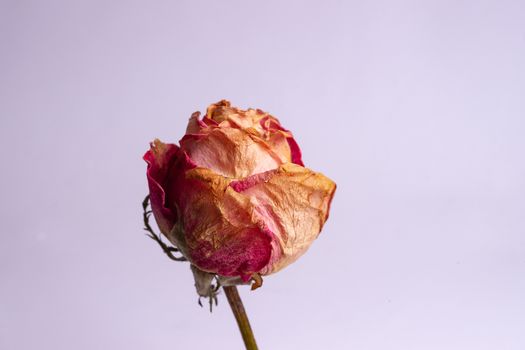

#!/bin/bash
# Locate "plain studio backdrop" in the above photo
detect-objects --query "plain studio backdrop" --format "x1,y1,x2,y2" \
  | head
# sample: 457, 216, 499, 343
1, 1, 524, 349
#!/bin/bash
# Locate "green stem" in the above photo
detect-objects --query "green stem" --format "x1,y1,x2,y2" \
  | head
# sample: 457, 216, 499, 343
223, 286, 258, 350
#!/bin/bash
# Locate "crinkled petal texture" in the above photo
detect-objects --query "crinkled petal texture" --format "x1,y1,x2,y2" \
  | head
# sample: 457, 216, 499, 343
181, 100, 304, 178
230, 163, 335, 275
144, 140, 179, 236
144, 100, 336, 280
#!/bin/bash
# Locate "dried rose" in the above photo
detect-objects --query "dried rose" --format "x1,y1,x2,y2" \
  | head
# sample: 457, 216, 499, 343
144, 100, 336, 283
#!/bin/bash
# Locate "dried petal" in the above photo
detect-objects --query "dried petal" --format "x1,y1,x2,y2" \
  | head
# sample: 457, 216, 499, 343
143, 139, 179, 236
231, 163, 336, 274
144, 101, 336, 283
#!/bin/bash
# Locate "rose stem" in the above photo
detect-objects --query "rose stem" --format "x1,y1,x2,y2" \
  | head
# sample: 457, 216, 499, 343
223, 285, 258, 350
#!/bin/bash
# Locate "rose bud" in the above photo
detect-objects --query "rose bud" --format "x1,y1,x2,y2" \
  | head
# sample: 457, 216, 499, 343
144, 100, 336, 284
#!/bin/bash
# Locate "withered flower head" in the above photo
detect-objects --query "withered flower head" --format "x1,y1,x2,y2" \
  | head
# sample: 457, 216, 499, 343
144, 100, 336, 283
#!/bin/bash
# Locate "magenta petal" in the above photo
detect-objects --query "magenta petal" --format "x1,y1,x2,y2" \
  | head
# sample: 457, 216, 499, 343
286, 137, 304, 166
143, 140, 179, 235
230, 170, 275, 192
189, 226, 273, 279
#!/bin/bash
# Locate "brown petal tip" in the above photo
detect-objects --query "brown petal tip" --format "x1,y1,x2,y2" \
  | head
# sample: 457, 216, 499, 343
250, 273, 263, 291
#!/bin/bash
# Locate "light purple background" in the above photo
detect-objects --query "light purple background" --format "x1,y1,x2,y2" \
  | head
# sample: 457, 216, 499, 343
1, 1, 524, 349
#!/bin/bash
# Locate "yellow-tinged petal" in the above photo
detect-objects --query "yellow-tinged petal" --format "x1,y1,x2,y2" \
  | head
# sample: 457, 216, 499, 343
181, 127, 282, 178
180, 167, 273, 279
232, 163, 336, 275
